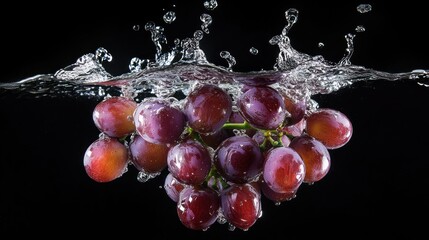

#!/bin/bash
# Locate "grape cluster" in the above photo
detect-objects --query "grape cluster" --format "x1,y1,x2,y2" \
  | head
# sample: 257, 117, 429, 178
83, 83, 353, 231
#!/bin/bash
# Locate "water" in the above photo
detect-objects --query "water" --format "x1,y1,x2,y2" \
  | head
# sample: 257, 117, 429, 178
1, 3, 427, 106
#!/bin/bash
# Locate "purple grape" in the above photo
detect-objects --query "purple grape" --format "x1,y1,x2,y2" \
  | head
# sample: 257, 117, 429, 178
167, 140, 212, 185
177, 186, 220, 230
184, 84, 232, 134
214, 135, 263, 183
238, 86, 287, 129
134, 99, 186, 144
221, 183, 261, 230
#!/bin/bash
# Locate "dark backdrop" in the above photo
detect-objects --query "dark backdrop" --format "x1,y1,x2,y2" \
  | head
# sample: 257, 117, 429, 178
1, 0, 428, 238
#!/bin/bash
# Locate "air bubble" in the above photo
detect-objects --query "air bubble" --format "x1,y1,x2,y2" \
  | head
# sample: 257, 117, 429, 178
133, 25, 140, 31
318, 42, 325, 48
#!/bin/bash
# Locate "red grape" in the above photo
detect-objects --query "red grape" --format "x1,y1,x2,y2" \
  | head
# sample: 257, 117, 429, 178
177, 186, 220, 230
214, 135, 263, 183
221, 183, 261, 230
164, 173, 186, 202
289, 135, 331, 183
167, 140, 212, 185
263, 147, 305, 193
283, 95, 306, 125
238, 86, 287, 129
260, 179, 296, 203
184, 84, 232, 134
130, 134, 170, 173
306, 108, 353, 149
134, 99, 186, 144
83, 137, 128, 183
92, 96, 137, 138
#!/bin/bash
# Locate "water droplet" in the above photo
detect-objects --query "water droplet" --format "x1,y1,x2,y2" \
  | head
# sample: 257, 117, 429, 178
355, 25, 366, 32
163, 11, 176, 24
249, 47, 259, 55
95, 47, 112, 63
274, 201, 282, 206
307, 181, 314, 185
228, 223, 236, 231
318, 42, 325, 48
200, 13, 213, 34
357, 4, 372, 13
133, 25, 140, 31
285, 8, 299, 25
194, 30, 204, 41
338, 33, 356, 66
137, 171, 161, 183
204, 0, 218, 10
217, 212, 227, 224
202, 227, 209, 231
220, 51, 236, 70
144, 21, 156, 31
243, 228, 249, 231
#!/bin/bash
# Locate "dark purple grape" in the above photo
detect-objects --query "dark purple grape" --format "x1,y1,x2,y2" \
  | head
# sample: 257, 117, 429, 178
134, 99, 186, 144
263, 147, 305, 193
306, 108, 353, 149
177, 186, 220, 230
214, 135, 263, 184
130, 135, 170, 173
167, 140, 212, 185
164, 173, 186, 202
184, 84, 232, 134
92, 96, 137, 138
200, 129, 232, 149
221, 183, 261, 230
238, 86, 287, 129
83, 137, 128, 183
289, 135, 331, 183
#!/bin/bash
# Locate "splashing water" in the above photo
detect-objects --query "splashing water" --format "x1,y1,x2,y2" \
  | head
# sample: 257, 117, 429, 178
0, 3, 427, 107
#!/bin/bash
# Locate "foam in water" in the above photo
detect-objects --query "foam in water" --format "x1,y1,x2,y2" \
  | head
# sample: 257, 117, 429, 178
0, 2, 427, 107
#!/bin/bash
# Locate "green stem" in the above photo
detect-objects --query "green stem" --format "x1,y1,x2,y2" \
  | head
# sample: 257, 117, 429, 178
222, 121, 252, 130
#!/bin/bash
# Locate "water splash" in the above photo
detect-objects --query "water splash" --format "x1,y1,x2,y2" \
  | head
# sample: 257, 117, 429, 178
0, 5, 427, 106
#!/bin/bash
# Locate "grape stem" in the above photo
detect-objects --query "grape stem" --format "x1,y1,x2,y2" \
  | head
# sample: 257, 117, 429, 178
222, 121, 252, 130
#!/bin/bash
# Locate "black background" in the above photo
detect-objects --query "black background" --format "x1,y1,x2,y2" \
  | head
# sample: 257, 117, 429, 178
1, 0, 428, 238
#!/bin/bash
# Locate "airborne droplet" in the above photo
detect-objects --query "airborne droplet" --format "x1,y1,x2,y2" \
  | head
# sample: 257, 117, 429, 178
163, 11, 176, 24
204, 0, 218, 10
357, 4, 372, 13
